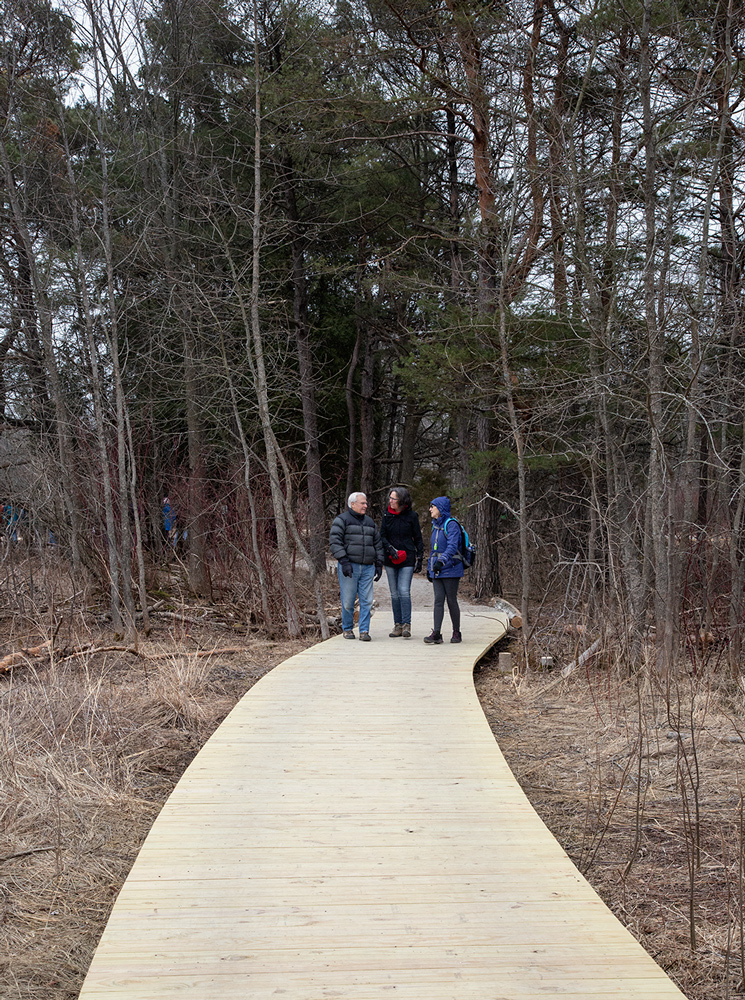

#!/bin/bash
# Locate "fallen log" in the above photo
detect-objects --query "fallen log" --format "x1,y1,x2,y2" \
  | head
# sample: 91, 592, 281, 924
149, 610, 212, 628
147, 646, 247, 659
58, 645, 139, 663
529, 637, 603, 700
60, 645, 248, 663
0, 639, 53, 674
561, 637, 602, 678
1, 641, 249, 674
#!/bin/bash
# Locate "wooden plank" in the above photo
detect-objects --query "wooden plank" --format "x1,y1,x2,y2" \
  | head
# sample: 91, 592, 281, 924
78, 607, 685, 1000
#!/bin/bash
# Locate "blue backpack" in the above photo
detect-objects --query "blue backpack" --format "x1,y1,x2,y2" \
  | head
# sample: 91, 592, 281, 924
443, 517, 476, 569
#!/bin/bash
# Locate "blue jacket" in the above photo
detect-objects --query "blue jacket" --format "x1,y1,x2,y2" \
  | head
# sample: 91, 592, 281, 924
427, 496, 464, 579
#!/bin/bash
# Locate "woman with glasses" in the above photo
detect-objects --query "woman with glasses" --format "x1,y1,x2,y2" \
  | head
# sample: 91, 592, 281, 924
379, 486, 423, 638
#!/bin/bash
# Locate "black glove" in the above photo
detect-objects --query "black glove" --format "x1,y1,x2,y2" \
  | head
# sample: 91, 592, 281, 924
374, 562, 383, 581
414, 558, 422, 574
340, 559, 353, 578
433, 560, 444, 574
387, 544, 398, 559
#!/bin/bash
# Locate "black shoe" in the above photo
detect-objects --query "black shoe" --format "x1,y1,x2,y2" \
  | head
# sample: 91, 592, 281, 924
450, 630, 462, 643
423, 630, 443, 644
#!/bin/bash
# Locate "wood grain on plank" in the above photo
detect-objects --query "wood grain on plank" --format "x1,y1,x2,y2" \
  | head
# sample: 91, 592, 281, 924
79, 605, 685, 1000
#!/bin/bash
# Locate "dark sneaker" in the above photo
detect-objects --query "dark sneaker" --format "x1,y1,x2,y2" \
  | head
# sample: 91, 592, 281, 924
343, 630, 356, 639
450, 630, 462, 644
389, 624, 403, 637
359, 632, 371, 642
423, 631, 443, 644
402, 624, 411, 638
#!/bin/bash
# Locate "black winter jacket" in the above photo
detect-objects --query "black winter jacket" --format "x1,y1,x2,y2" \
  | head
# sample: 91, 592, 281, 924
380, 508, 424, 568
329, 509, 384, 566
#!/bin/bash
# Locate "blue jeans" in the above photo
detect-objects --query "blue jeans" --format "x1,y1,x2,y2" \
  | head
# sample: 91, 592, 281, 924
385, 564, 414, 625
338, 562, 375, 633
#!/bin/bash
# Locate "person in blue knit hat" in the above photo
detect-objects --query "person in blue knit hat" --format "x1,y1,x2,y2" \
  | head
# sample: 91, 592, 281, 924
423, 496, 463, 644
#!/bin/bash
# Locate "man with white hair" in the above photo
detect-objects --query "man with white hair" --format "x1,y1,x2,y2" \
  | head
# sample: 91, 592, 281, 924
329, 492, 384, 641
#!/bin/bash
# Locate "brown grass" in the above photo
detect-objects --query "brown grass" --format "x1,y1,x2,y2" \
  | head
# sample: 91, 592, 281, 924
4, 565, 742, 1000
0, 609, 314, 999
475, 635, 745, 1000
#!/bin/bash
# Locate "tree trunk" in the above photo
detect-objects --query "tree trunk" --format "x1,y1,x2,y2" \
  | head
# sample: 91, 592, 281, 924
497, 302, 527, 628
346, 253, 366, 498
546, 1, 568, 315
250, 7, 300, 636
183, 315, 210, 597
13, 242, 49, 429
85, 60, 139, 637
640, 0, 672, 672
0, 137, 83, 576
473, 410, 502, 600
359, 320, 375, 497
58, 112, 123, 631
400, 400, 420, 485
285, 169, 325, 572
445, 102, 461, 297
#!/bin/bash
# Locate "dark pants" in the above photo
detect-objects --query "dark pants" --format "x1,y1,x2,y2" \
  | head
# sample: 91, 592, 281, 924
433, 577, 460, 632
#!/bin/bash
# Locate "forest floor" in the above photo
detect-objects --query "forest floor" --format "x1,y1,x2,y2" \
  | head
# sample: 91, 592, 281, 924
476, 639, 745, 1000
2, 572, 743, 1000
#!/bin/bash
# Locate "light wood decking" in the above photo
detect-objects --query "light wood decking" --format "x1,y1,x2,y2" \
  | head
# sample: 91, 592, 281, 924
78, 604, 686, 999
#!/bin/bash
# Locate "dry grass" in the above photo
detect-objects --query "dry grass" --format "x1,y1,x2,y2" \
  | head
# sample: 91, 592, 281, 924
5, 560, 743, 1000
476, 637, 745, 1000
0, 613, 314, 999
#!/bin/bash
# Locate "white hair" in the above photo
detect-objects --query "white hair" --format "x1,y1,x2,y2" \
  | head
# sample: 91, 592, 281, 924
348, 491, 366, 506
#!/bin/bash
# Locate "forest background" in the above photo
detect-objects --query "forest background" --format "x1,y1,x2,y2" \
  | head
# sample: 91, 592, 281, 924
1, 0, 745, 681
2, 3, 745, 998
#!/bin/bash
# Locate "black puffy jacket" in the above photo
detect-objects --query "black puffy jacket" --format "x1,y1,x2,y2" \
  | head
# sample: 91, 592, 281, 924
329, 509, 384, 566
380, 507, 424, 568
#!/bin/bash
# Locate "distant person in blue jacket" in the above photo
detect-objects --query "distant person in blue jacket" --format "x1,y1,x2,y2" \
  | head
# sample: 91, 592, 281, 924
3, 503, 24, 542
162, 497, 184, 549
424, 496, 463, 645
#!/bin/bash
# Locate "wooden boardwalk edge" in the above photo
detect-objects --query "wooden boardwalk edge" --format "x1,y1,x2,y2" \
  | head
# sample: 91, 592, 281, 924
78, 604, 686, 999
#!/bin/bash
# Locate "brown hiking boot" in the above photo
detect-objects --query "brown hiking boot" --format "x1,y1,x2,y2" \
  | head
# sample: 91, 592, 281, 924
389, 623, 403, 637
402, 623, 411, 638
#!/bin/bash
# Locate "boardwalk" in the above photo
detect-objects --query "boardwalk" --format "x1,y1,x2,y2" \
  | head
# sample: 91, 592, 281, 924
79, 597, 685, 999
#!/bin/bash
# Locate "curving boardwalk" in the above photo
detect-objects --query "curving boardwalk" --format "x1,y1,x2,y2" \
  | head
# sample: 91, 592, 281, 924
79, 601, 685, 999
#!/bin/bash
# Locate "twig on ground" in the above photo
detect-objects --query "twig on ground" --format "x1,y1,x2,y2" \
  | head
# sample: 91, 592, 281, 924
0, 846, 56, 865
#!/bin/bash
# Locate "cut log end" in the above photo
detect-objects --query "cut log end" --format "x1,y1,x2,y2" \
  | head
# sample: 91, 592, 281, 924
509, 614, 523, 630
